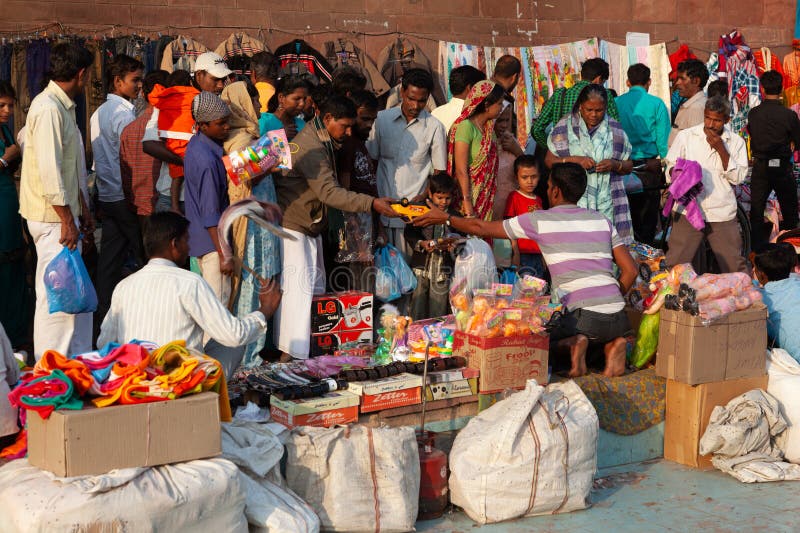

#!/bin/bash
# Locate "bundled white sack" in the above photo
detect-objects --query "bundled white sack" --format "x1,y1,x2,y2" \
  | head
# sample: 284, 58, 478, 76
221, 421, 320, 533
0, 458, 247, 532
449, 379, 599, 524
767, 348, 800, 463
285, 425, 420, 532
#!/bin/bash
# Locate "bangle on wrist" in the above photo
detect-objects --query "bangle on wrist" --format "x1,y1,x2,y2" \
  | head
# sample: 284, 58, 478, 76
0, 158, 6, 168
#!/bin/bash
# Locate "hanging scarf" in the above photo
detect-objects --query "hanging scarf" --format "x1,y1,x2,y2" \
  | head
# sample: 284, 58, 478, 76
447, 80, 499, 221
549, 112, 634, 244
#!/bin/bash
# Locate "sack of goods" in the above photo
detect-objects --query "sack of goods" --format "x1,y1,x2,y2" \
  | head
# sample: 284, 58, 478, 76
0, 458, 248, 532
285, 425, 420, 532
449, 379, 599, 524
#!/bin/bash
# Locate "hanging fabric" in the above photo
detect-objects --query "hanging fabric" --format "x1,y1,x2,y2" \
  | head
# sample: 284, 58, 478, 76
324, 38, 390, 96
274, 39, 333, 82
214, 32, 268, 76
160, 35, 208, 73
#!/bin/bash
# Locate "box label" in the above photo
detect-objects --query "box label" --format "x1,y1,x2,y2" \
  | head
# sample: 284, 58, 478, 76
360, 387, 422, 413
310, 329, 373, 356
453, 332, 549, 393
311, 292, 373, 334
270, 405, 359, 429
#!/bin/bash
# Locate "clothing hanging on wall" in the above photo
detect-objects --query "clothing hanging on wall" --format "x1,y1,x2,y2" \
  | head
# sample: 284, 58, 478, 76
274, 39, 333, 82
324, 38, 390, 96
214, 32, 268, 76
160, 35, 207, 73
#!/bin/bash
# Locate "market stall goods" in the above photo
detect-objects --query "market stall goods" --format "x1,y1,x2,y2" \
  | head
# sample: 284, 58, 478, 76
0, 458, 248, 532
286, 425, 420, 532
449, 379, 598, 524
767, 348, 800, 464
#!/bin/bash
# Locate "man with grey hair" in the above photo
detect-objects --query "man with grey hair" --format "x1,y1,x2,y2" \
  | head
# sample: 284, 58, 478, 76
664, 96, 748, 272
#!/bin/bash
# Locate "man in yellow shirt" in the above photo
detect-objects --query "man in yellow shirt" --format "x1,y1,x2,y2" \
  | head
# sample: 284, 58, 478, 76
250, 51, 278, 113
19, 42, 95, 359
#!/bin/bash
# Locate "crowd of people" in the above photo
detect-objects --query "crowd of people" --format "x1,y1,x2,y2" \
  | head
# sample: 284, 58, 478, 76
2, 38, 800, 398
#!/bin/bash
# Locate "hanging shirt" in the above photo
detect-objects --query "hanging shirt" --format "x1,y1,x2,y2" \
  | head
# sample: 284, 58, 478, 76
214, 32, 268, 75
91, 93, 136, 202
615, 85, 671, 159
160, 36, 208, 73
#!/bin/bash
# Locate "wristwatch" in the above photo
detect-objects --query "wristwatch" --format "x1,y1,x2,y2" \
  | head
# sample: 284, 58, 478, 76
446, 214, 452, 226
428, 240, 436, 249
0, 158, 7, 168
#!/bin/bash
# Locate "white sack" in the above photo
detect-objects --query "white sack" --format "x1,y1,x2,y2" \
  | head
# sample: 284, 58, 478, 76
699, 387, 800, 483
221, 421, 320, 533
767, 348, 800, 463
449, 379, 599, 524
0, 458, 247, 532
285, 425, 420, 532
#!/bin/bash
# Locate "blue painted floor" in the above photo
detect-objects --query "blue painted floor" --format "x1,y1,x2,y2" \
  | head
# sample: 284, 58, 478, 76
417, 459, 800, 532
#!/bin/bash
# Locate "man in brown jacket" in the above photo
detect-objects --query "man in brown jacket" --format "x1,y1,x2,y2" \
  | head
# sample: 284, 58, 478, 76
273, 94, 397, 359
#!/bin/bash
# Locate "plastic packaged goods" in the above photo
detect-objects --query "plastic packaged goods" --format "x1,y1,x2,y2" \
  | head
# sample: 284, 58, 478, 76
223, 129, 292, 186
630, 312, 659, 368
335, 213, 373, 263
44, 246, 98, 314
374, 244, 416, 302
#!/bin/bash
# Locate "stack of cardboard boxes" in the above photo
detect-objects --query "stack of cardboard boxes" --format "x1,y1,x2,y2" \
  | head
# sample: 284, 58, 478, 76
309, 292, 373, 357
657, 304, 768, 468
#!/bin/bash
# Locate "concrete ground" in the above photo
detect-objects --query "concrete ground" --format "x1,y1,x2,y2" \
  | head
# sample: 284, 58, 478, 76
417, 459, 800, 532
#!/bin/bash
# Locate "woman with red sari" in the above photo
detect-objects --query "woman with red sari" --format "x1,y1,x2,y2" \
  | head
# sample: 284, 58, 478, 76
448, 80, 506, 220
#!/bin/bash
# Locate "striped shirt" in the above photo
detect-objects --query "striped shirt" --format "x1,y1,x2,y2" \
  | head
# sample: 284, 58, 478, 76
503, 204, 625, 312
97, 258, 267, 351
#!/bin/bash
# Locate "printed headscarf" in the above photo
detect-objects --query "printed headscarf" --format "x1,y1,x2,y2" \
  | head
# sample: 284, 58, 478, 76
191, 91, 231, 123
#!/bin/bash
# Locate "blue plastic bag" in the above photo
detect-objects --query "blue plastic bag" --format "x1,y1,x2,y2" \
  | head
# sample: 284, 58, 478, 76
499, 266, 519, 285
374, 244, 417, 302
44, 246, 98, 314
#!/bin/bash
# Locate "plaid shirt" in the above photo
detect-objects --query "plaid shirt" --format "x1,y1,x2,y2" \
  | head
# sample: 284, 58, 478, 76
120, 106, 160, 216
532, 80, 620, 148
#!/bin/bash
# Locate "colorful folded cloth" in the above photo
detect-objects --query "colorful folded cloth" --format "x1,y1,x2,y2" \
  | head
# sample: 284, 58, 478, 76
8, 369, 83, 419
34, 351, 94, 395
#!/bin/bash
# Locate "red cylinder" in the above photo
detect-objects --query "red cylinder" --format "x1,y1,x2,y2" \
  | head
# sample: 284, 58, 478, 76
417, 431, 448, 520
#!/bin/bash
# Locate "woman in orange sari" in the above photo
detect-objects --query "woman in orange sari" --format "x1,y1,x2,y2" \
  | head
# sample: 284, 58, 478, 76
448, 80, 506, 220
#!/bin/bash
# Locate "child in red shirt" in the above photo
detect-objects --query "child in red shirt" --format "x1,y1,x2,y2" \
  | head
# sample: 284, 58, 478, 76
504, 155, 545, 278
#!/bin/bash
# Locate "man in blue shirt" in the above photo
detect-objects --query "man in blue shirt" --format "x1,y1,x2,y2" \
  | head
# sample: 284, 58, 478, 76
754, 243, 800, 363
616, 63, 670, 245
183, 91, 232, 305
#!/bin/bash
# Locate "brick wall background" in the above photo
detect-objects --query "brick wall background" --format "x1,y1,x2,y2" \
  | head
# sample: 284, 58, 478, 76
1, 0, 797, 71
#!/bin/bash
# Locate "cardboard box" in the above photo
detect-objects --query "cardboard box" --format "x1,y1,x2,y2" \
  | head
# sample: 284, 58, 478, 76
656, 305, 767, 385
27, 392, 221, 477
425, 378, 478, 401
310, 292, 373, 334
452, 331, 549, 394
270, 390, 360, 429
310, 329, 373, 356
348, 373, 423, 413
664, 375, 768, 469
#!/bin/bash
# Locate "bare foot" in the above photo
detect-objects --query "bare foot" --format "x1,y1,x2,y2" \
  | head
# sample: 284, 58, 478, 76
602, 338, 627, 377
567, 335, 589, 378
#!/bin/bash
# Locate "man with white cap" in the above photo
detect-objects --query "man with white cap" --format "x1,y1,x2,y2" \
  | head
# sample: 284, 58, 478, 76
143, 51, 233, 215
193, 51, 233, 95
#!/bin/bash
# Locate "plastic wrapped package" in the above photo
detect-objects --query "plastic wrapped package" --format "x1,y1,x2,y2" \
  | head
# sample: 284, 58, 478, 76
452, 237, 498, 298
44, 246, 98, 314
335, 213, 373, 263
374, 244, 416, 302
286, 425, 420, 532
449, 380, 598, 524
0, 458, 248, 532
630, 312, 659, 368
687, 272, 753, 302
223, 129, 292, 186
697, 289, 763, 325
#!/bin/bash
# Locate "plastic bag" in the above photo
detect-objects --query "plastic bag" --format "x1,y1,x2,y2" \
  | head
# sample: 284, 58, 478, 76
499, 266, 519, 285
630, 312, 659, 368
335, 212, 373, 263
44, 246, 97, 314
452, 237, 498, 297
374, 244, 415, 302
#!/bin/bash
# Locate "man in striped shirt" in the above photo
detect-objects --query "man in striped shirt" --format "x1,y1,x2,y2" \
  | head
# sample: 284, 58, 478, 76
98, 212, 282, 377
414, 163, 638, 377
